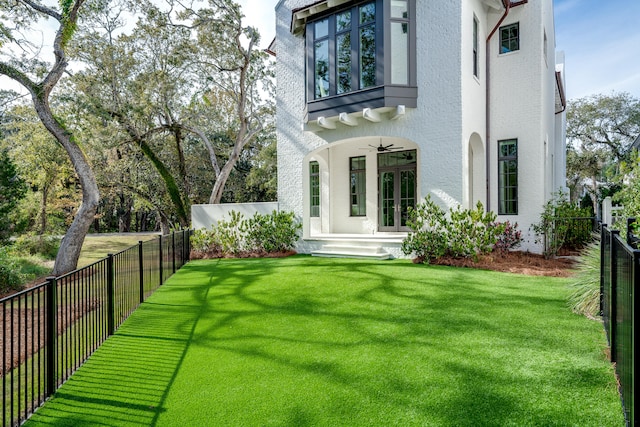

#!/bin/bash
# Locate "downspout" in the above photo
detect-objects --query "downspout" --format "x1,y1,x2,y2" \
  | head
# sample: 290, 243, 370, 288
485, 0, 528, 212
485, 0, 511, 212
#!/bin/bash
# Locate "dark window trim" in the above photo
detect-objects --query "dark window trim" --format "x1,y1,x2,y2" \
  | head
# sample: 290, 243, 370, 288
305, 0, 417, 117
499, 22, 520, 54
473, 16, 479, 77
310, 161, 320, 217
498, 139, 518, 215
349, 156, 366, 216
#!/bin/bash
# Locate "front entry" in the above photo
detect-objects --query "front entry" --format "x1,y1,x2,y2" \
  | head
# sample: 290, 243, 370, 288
378, 150, 417, 231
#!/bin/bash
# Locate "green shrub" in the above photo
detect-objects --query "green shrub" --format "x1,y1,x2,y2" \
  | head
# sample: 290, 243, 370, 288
401, 196, 448, 263
568, 236, 601, 318
244, 210, 301, 253
0, 247, 25, 294
190, 210, 301, 259
532, 190, 594, 258
216, 211, 246, 255
401, 196, 518, 263
13, 234, 61, 259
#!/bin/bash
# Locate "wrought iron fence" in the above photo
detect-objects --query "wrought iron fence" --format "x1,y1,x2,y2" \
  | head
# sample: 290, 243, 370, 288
1, 230, 190, 427
601, 223, 637, 427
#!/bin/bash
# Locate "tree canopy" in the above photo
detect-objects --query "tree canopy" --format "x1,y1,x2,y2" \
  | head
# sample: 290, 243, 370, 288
1, 0, 276, 272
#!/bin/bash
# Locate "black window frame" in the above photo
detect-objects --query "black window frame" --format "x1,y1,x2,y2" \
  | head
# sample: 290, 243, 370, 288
473, 16, 479, 77
499, 22, 520, 54
310, 161, 320, 217
498, 139, 518, 215
349, 156, 366, 216
304, 0, 417, 121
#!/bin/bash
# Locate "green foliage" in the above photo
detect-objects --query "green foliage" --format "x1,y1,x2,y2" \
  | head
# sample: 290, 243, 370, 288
244, 211, 301, 253
568, 237, 601, 318
0, 246, 25, 294
191, 210, 301, 258
0, 149, 27, 244
446, 202, 499, 259
400, 196, 448, 262
401, 196, 520, 263
614, 152, 640, 231
13, 234, 61, 259
532, 190, 594, 257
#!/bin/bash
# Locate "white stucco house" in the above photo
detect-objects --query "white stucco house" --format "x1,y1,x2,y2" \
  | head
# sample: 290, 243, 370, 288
273, 0, 567, 258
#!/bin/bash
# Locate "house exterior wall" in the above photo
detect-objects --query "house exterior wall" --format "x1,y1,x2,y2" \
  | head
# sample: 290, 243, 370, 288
275, 0, 566, 254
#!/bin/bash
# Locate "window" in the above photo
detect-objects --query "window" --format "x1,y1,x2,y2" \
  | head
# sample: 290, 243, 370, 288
314, 19, 330, 98
473, 16, 479, 77
310, 161, 320, 217
390, 0, 409, 85
498, 139, 518, 215
499, 23, 519, 54
304, 0, 417, 120
359, 2, 377, 89
350, 157, 366, 216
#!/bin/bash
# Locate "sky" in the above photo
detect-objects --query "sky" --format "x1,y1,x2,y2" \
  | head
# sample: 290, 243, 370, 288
2, 1, 640, 101
238, 0, 640, 101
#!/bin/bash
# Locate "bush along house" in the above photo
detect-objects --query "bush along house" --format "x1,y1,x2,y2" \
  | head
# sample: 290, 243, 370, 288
272, 0, 567, 258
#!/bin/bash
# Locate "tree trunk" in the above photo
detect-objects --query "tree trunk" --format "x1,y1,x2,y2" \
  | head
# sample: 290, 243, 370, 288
32, 97, 100, 276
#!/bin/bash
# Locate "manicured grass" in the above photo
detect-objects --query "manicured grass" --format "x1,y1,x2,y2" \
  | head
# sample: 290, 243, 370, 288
24, 256, 623, 426
77, 233, 158, 267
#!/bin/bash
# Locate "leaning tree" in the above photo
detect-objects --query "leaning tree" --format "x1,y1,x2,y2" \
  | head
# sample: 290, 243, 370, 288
0, 0, 100, 275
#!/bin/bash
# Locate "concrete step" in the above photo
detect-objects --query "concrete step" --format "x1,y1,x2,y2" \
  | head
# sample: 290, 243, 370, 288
311, 244, 392, 260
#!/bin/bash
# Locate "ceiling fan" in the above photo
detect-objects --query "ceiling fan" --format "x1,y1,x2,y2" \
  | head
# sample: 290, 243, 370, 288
364, 142, 404, 152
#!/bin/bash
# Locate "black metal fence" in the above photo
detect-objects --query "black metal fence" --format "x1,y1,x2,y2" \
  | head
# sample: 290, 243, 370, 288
601, 223, 638, 426
1, 230, 190, 427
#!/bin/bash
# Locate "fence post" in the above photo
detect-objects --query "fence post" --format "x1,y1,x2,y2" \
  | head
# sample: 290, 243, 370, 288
45, 276, 57, 397
172, 231, 176, 274
627, 217, 636, 246
633, 251, 640, 427
139, 241, 144, 304
106, 254, 115, 336
186, 229, 191, 262
600, 225, 606, 317
610, 230, 619, 363
159, 235, 163, 286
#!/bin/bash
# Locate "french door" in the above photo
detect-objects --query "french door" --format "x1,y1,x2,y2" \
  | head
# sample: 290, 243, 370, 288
378, 150, 417, 232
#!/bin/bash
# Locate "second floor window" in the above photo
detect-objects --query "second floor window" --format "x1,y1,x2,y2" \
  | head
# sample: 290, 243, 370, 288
473, 16, 479, 77
500, 23, 519, 54
312, 2, 379, 100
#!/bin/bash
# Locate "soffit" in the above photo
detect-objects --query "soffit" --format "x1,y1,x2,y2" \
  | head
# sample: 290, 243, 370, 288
481, 0, 506, 10
291, 0, 352, 35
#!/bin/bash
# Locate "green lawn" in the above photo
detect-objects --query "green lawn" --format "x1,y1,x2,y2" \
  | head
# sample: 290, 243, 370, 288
24, 256, 624, 426
77, 233, 158, 267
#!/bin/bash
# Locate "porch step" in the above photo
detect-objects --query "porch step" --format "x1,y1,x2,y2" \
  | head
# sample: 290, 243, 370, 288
311, 244, 392, 260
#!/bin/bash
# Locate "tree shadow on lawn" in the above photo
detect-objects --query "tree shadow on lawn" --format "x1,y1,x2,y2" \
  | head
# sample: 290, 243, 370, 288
25, 257, 622, 426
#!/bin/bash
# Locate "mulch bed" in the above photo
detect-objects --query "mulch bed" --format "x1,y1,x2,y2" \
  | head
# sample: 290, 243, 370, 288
430, 251, 577, 277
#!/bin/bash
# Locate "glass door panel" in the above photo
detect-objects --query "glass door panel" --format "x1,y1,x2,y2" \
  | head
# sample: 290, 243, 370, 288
380, 171, 395, 228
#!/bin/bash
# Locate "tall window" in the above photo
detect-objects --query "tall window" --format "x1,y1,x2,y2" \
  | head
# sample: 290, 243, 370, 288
336, 11, 352, 94
499, 23, 519, 54
350, 157, 366, 216
303, 0, 417, 118
314, 19, 330, 98
359, 2, 377, 89
310, 161, 320, 217
473, 16, 479, 77
498, 139, 518, 215
390, 0, 409, 84
307, 0, 390, 99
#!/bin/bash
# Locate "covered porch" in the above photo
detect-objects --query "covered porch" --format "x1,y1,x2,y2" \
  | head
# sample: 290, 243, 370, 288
302, 136, 419, 259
